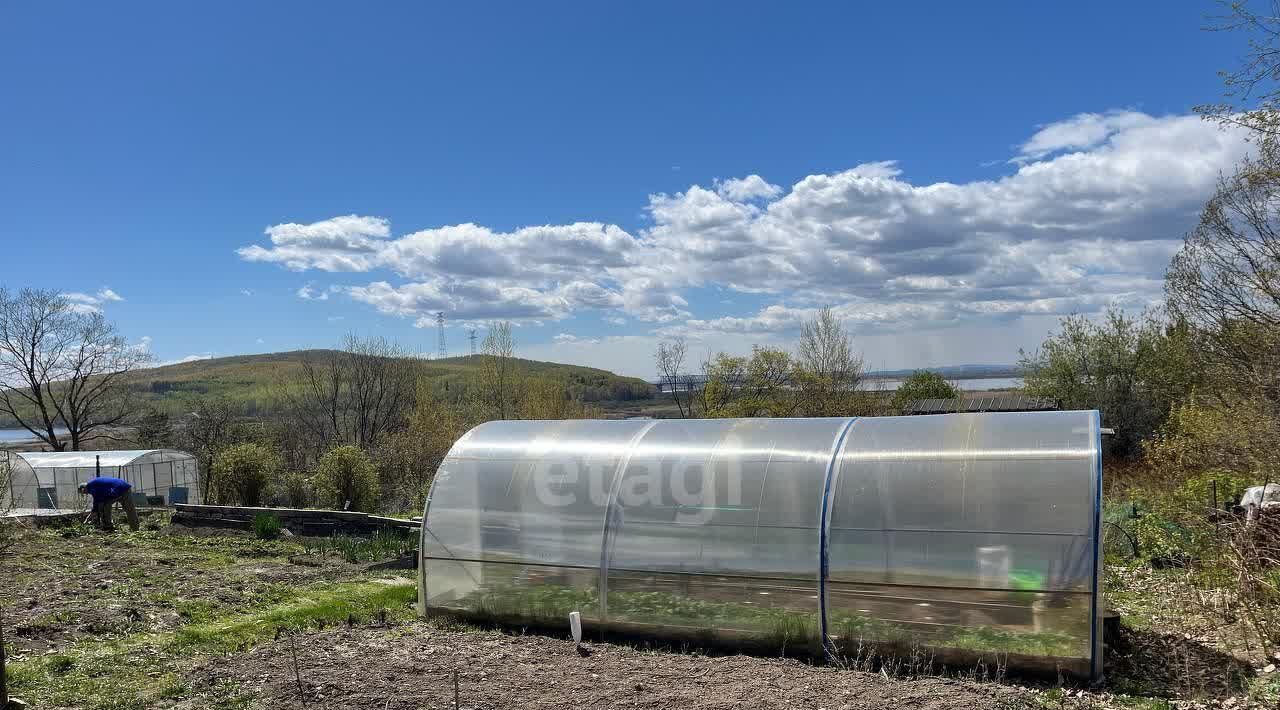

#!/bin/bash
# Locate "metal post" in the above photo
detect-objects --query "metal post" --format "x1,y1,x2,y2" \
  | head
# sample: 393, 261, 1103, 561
95, 455, 100, 478
6, 452, 15, 508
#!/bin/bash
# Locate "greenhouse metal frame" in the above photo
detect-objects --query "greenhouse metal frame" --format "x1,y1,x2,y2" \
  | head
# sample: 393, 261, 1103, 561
2, 448, 202, 512
418, 411, 1104, 679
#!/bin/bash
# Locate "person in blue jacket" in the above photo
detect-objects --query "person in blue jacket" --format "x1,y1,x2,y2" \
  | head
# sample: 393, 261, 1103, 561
78, 477, 139, 532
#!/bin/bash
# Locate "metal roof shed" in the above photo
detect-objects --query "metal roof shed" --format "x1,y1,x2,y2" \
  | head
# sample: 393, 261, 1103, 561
3, 448, 201, 511
906, 395, 1060, 415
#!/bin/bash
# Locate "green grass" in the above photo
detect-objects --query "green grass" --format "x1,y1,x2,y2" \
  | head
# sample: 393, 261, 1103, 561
442, 582, 1084, 658
172, 579, 417, 652
301, 527, 416, 562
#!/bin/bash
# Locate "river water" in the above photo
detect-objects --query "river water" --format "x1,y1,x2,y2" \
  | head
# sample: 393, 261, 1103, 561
0, 427, 66, 444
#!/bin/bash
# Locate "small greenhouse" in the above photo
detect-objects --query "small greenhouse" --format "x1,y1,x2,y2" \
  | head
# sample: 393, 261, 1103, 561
418, 411, 1104, 679
3, 449, 202, 512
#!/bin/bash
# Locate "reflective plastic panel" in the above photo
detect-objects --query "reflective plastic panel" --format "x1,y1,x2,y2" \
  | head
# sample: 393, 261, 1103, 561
603, 418, 851, 647
419, 412, 1102, 678
825, 411, 1100, 676
420, 419, 654, 621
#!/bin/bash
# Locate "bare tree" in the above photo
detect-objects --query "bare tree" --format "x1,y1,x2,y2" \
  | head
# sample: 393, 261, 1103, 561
472, 322, 518, 420
279, 334, 417, 457
655, 337, 694, 418
1198, 1, 1280, 143
1167, 155, 1280, 404
0, 288, 151, 450
176, 397, 240, 502
794, 306, 865, 416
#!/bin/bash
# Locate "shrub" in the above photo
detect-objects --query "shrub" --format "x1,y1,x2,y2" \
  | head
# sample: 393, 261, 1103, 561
278, 471, 312, 509
889, 370, 959, 413
211, 443, 280, 506
314, 445, 379, 512
1125, 471, 1257, 564
253, 513, 283, 540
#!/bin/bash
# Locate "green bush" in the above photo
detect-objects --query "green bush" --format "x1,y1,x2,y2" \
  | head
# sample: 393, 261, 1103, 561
1170, 469, 1252, 511
253, 513, 282, 540
1131, 510, 1196, 563
889, 370, 959, 413
314, 445, 379, 512
211, 442, 280, 506
278, 471, 312, 509
1126, 471, 1256, 563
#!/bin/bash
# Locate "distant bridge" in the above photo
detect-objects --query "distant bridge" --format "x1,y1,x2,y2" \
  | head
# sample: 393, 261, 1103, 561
651, 373, 867, 393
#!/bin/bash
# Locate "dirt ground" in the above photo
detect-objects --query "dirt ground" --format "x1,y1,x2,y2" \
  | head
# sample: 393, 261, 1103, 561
4, 522, 357, 653
191, 625, 1031, 710
3, 521, 1274, 710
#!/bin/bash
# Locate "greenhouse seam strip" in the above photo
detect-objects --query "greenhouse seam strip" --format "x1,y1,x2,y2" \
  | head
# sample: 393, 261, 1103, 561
597, 420, 659, 620
1089, 409, 1103, 680
818, 416, 859, 659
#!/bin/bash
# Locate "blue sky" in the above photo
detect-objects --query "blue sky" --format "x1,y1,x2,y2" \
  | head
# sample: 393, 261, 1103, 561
0, 2, 1252, 377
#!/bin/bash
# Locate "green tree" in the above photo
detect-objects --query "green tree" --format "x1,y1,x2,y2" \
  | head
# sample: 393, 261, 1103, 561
519, 375, 597, 420
890, 370, 959, 413
699, 347, 797, 418
1019, 307, 1192, 457
314, 445, 379, 512
211, 442, 279, 506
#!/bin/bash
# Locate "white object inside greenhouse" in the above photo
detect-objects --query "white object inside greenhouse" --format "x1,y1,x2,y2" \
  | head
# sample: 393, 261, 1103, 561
2, 449, 202, 513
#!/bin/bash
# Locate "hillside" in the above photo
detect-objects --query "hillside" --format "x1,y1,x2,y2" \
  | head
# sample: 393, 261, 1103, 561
0, 350, 655, 427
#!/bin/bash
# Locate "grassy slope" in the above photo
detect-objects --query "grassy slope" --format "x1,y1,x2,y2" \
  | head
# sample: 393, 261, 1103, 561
0, 350, 654, 424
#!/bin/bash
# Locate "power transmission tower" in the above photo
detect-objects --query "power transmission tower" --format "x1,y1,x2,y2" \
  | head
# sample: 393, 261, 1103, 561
468, 329, 478, 357
436, 312, 446, 359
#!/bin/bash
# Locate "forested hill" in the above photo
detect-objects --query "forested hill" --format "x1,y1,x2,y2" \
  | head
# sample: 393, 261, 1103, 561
115, 350, 653, 420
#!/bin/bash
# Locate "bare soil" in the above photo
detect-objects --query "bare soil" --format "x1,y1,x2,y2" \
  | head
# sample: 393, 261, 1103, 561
3, 524, 357, 652
191, 624, 1031, 710
4, 523, 1269, 709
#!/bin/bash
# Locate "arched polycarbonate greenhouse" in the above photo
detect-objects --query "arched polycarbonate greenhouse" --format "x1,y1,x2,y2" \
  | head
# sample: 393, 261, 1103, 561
418, 412, 1103, 679
2, 449, 202, 512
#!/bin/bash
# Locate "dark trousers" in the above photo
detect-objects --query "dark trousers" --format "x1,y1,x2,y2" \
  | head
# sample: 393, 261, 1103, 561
94, 494, 139, 532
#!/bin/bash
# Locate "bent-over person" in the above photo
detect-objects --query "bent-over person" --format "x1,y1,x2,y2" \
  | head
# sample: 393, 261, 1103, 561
79, 477, 139, 532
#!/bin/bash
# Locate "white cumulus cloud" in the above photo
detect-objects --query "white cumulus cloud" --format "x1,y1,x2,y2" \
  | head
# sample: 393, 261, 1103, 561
237, 111, 1251, 356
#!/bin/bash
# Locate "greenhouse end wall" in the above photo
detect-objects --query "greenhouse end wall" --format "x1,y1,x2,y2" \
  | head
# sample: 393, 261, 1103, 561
3, 449, 202, 511
418, 412, 1103, 679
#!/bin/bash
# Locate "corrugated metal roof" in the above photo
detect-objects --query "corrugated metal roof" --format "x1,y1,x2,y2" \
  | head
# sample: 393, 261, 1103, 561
906, 395, 1059, 414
